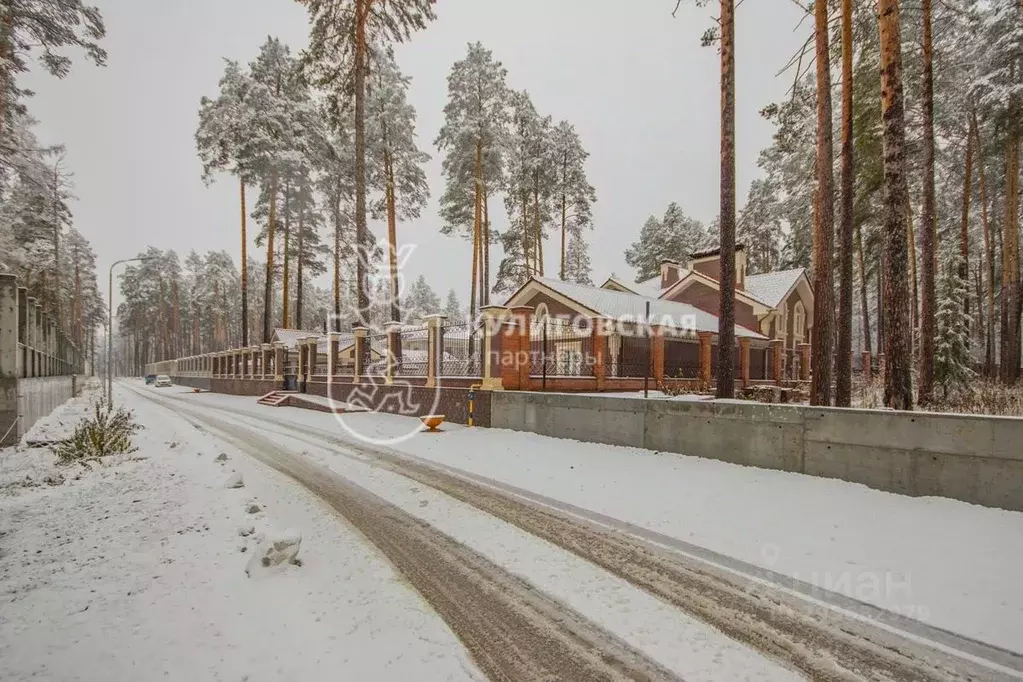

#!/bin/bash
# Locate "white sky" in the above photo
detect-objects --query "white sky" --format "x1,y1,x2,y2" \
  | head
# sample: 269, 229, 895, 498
23, 0, 808, 314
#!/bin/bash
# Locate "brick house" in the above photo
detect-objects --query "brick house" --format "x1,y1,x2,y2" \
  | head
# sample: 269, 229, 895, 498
599, 245, 813, 379
502, 244, 812, 386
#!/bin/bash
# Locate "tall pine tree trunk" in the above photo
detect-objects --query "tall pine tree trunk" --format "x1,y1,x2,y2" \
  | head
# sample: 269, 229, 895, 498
716, 0, 736, 399
879, 0, 914, 409
811, 0, 836, 406
483, 189, 491, 306
262, 172, 277, 343
470, 141, 482, 330
960, 127, 973, 323
856, 224, 872, 357
835, 0, 855, 407
354, 0, 371, 330
240, 178, 248, 347
973, 108, 995, 376
333, 193, 342, 333
385, 150, 401, 322
560, 189, 567, 281
297, 199, 305, 330
534, 182, 544, 277
282, 183, 291, 329
1002, 130, 1021, 384
917, 0, 937, 404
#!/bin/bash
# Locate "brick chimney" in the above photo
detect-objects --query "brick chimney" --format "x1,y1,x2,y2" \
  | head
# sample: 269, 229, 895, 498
660, 259, 683, 290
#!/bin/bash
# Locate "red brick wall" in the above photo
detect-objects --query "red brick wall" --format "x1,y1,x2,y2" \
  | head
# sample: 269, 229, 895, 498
666, 280, 759, 331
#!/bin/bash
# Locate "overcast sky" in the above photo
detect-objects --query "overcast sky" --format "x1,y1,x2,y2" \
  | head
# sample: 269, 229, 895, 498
23, 0, 807, 314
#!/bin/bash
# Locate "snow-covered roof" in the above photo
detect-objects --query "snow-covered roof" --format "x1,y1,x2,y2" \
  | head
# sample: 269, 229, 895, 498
744, 269, 806, 308
527, 277, 767, 339
273, 328, 326, 349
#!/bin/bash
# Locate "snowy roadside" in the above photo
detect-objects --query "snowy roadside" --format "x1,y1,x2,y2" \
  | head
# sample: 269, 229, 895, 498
0, 384, 482, 682
174, 390, 1023, 654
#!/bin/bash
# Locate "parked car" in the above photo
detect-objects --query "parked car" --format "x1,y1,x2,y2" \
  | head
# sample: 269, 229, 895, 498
145, 374, 157, 385
155, 375, 172, 388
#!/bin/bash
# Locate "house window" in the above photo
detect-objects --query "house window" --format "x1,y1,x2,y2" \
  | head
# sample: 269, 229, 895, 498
776, 308, 786, 340
794, 302, 806, 343
535, 303, 550, 322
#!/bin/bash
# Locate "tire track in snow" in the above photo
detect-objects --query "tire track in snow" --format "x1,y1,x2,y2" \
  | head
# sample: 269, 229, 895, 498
141, 388, 1023, 682
130, 386, 681, 682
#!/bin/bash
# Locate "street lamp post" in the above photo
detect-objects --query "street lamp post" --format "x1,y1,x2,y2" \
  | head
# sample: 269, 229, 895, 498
107, 257, 156, 405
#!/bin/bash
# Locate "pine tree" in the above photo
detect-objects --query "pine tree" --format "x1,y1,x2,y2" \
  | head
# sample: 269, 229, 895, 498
549, 120, 596, 281
0, 0, 106, 141
564, 230, 593, 285
496, 90, 553, 294
196, 59, 257, 346
917, 0, 938, 404
934, 250, 974, 400
810, 0, 836, 407
625, 203, 709, 282
879, 0, 914, 409
436, 42, 510, 320
299, 0, 436, 333
443, 288, 462, 321
402, 274, 441, 322
366, 47, 430, 323
835, 0, 856, 407
737, 178, 781, 274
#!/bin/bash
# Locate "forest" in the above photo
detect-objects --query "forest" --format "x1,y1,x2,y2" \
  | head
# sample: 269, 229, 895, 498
9, 0, 1017, 413
0, 1, 108, 368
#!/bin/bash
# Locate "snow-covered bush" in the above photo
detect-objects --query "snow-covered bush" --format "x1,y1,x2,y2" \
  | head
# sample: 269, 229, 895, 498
53, 400, 140, 464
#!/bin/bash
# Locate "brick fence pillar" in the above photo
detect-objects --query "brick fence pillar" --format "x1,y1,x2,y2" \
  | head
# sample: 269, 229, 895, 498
29, 302, 39, 377
510, 307, 533, 391
423, 316, 445, 388
328, 331, 342, 380
798, 342, 811, 381
651, 324, 665, 386
499, 317, 522, 391
480, 306, 508, 390
16, 287, 26, 378
770, 339, 784, 385
383, 322, 402, 385
739, 336, 751, 388
698, 331, 713, 386
0, 274, 18, 446
272, 342, 285, 384
353, 328, 369, 383
592, 317, 607, 391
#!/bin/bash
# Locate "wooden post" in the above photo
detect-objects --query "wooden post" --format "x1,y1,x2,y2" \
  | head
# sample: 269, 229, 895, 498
739, 336, 751, 388
698, 332, 713, 386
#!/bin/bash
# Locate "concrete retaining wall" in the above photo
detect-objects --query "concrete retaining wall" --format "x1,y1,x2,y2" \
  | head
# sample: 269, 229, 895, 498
492, 392, 1023, 511
5, 376, 75, 445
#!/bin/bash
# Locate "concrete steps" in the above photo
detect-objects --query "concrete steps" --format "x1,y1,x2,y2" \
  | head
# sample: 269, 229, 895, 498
256, 391, 296, 407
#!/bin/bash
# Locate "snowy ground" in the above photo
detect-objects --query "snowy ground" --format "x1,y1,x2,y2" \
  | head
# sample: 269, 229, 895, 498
0, 386, 483, 681
172, 389, 1023, 655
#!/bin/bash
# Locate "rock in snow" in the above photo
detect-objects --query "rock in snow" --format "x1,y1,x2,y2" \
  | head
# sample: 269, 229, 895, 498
223, 473, 244, 489
237, 525, 255, 537
245, 502, 262, 514
245, 529, 302, 577
214, 453, 228, 462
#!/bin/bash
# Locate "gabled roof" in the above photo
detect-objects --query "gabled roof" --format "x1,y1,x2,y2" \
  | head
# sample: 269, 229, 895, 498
511, 277, 767, 339
660, 268, 774, 311
745, 268, 808, 308
600, 275, 663, 298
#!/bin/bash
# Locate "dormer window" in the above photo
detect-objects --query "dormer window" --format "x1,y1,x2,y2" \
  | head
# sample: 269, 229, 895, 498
794, 302, 806, 343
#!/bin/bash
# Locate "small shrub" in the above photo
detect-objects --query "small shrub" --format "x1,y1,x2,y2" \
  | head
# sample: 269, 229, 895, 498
53, 400, 140, 464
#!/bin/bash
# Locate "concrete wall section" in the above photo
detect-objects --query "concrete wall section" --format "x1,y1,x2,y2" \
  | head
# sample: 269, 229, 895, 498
491, 392, 1023, 512
14, 377, 75, 444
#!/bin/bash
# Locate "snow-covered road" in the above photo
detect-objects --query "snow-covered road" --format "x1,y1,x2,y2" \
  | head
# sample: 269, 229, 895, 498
126, 383, 1022, 681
